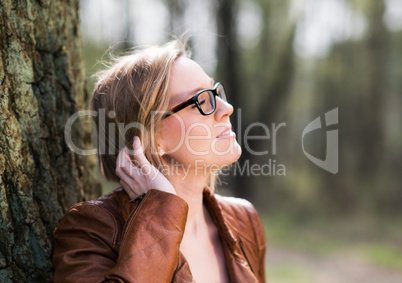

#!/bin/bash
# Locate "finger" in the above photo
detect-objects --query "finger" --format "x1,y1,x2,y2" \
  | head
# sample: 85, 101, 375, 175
117, 159, 139, 180
118, 166, 139, 191
116, 150, 140, 180
119, 179, 136, 199
116, 146, 131, 169
137, 163, 154, 176
132, 136, 150, 167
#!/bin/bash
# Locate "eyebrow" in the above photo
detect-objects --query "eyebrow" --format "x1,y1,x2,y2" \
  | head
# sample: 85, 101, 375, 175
170, 78, 216, 107
185, 78, 215, 97
187, 78, 215, 99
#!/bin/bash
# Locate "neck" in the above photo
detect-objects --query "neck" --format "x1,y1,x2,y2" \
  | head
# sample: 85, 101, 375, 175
166, 163, 211, 235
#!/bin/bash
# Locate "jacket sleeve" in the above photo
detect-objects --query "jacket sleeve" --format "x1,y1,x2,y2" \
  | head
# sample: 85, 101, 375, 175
53, 189, 188, 283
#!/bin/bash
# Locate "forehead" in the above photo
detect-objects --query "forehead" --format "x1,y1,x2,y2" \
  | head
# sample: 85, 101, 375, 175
168, 57, 214, 107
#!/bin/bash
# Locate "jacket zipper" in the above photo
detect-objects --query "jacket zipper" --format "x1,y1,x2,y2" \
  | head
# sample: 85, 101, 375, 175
120, 193, 148, 243
239, 239, 255, 275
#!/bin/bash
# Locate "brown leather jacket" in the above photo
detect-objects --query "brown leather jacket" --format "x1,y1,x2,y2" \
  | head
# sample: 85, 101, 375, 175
53, 188, 266, 282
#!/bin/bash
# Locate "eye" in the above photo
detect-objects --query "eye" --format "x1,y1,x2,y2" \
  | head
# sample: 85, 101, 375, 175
191, 100, 205, 109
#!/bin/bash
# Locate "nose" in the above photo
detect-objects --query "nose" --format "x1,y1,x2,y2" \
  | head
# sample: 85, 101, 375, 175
214, 96, 234, 120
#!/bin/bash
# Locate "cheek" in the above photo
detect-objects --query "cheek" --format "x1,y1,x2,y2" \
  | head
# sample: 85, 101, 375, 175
159, 117, 184, 153
185, 123, 212, 155
160, 118, 212, 155
159, 116, 241, 166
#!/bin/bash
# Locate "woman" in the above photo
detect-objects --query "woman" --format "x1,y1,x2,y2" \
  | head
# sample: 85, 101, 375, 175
53, 40, 266, 282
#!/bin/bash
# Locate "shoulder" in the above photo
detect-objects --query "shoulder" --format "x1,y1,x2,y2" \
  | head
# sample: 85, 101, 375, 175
55, 187, 130, 248
64, 187, 129, 219
214, 194, 266, 247
214, 194, 260, 227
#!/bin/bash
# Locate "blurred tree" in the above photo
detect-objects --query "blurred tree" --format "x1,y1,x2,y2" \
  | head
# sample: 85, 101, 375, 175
313, 0, 390, 214
122, 0, 135, 49
358, 0, 387, 177
216, 0, 296, 202
215, 0, 243, 196
0, 0, 100, 281
249, 1, 296, 206
315, 40, 361, 213
255, 1, 296, 123
216, 0, 240, 110
166, 0, 187, 35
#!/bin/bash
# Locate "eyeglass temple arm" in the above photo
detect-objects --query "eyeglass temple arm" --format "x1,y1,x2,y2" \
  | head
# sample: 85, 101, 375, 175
162, 99, 195, 118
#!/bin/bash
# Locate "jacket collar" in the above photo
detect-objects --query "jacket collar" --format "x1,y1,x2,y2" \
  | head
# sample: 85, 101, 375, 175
202, 188, 237, 253
202, 188, 259, 283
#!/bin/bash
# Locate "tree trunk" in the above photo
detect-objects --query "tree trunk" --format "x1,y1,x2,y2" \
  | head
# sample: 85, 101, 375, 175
216, 0, 240, 111
215, 0, 296, 201
0, 0, 101, 281
358, 0, 387, 176
167, 0, 186, 36
216, 0, 244, 197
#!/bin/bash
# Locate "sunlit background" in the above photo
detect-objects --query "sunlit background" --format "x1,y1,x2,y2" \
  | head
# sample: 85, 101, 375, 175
79, 0, 402, 282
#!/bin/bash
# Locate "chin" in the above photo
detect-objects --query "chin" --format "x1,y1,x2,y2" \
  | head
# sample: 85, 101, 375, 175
212, 140, 242, 167
166, 139, 242, 171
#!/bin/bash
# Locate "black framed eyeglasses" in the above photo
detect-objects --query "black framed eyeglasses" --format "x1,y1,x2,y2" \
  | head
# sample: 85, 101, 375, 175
163, 82, 227, 119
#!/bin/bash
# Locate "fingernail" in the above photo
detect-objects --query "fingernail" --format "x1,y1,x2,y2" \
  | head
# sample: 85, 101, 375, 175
133, 136, 141, 149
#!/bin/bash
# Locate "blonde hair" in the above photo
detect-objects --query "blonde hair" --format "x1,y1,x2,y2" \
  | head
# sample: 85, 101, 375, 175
90, 40, 185, 182
90, 40, 216, 190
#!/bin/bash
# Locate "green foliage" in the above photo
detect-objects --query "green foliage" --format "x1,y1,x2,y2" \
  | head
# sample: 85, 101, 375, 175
267, 264, 313, 283
362, 244, 402, 270
263, 212, 402, 274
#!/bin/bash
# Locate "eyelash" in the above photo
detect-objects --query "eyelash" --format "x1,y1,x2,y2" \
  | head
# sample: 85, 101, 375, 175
192, 100, 205, 109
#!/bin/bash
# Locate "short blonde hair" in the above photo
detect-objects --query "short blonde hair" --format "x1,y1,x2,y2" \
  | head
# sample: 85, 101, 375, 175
90, 40, 188, 182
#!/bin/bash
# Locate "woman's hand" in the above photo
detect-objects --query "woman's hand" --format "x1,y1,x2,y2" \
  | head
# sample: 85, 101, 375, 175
116, 136, 176, 199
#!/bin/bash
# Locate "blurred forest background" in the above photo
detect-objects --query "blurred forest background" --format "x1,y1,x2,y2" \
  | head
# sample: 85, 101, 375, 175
79, 0, 402, 282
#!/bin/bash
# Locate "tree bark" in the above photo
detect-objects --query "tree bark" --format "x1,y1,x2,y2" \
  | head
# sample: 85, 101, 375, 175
0, 0, 101, 281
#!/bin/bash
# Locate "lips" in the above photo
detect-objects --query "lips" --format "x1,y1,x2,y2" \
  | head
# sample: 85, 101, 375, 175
216, 125, 232, 138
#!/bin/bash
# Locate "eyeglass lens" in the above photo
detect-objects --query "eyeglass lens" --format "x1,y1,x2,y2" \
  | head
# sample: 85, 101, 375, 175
197, 85, 226, 115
